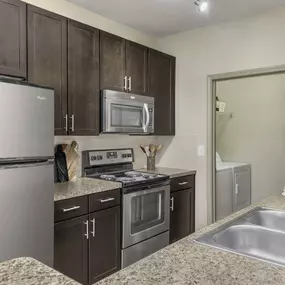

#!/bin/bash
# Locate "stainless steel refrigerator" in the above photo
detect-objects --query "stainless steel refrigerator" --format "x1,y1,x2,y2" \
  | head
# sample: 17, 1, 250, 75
0, 79, 54, 266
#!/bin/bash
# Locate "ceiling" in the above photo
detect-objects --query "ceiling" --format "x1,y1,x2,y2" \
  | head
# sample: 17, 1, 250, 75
67, 0, 285, 37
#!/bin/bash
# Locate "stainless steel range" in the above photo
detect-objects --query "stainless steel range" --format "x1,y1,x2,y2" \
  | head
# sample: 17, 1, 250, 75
82, 148, 170, 268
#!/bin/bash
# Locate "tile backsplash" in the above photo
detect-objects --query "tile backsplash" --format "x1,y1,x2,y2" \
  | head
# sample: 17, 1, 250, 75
55, 135, 173, 177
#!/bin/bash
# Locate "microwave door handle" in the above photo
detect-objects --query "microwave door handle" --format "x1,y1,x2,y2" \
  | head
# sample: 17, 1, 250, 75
142, 104, 147, 132
143, 104, 150, 133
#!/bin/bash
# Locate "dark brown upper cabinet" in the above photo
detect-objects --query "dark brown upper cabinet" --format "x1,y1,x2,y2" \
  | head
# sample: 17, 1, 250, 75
100, 31, 148, 95
0, 0, 26, 78
125, 41, 148, 95
27, 5, 68, 135
149, 49, 175, 135
100, 31, 125, 92
68, 20, 100, 136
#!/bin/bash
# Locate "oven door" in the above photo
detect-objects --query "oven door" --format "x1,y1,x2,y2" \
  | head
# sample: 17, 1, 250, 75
122, 185, 170, 248
102, 90, 154, 134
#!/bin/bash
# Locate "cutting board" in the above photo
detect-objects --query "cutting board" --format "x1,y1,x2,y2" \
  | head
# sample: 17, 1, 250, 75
61, 141, 80, 181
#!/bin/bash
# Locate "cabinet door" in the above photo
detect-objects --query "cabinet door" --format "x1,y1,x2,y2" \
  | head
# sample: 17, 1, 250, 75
27, 5, 68, 135
0, 0, 26, 78
89, 206, 121, 284
149, 50, 175, 135
234, 169, 251, 212
170, 189, 193, 244
68, 20, 100, 136
54, 215, 88, 285
126, 41, 148, 95
100, 31, 125, 91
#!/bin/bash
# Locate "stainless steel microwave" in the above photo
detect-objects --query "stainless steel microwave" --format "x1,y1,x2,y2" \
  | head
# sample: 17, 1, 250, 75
102, 90, 154, 134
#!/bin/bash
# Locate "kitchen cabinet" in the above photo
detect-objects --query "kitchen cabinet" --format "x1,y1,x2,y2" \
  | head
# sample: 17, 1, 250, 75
0, 0, 26, 78
27, 5, 68, 135
125, 41, 148, 95
170, 175, 195, 244
89, 207, 121, 284
54, 215, 88, 285
100, 31, 148, 95
8, 3, 176, 137
54, 190, 121, 285
100, 31, 125, 92
148, 49, 175, 135
68, 19, 100, 135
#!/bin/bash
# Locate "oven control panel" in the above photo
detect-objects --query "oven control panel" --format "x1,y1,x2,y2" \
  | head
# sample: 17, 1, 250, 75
86, 149, 133, 166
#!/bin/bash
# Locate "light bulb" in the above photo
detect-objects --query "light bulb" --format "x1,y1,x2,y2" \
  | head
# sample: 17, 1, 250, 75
199, 1, 208, 12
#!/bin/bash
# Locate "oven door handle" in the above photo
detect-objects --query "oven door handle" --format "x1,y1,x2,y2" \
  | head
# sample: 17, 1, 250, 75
143, 103, 150, 133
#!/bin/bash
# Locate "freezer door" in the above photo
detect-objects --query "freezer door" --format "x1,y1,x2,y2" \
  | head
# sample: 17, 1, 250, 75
0, 162, 54, 266
0, 82, 54, 159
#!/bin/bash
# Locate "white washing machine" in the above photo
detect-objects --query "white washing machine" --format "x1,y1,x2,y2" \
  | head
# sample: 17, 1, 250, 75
216, 158, 251, 221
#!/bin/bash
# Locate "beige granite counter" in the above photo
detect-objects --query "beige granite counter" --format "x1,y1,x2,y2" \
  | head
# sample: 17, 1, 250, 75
0, 257, 79, 285
54, 178, 122, 202
139, 166, 196, 178
97, 196, 285, 285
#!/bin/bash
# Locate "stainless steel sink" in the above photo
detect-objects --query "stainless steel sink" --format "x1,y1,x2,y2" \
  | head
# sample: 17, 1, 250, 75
195, 207, 285, 267
246, 209, 285, 232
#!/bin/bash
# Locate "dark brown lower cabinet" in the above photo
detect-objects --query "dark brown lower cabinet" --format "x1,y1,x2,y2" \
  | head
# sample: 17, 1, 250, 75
54, 202, 121, 285
89, 207, 121, 284
54, 215, 88, 285
170, 188, 195, 244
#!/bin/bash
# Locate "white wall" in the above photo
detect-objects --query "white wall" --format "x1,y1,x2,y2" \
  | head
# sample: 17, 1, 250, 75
158, 7, 285, 230
21, 0, 158, 48
216, 74, 285, 203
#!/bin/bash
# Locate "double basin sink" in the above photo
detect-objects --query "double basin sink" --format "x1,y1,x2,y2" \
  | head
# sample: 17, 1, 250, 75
196, 208, 285, 267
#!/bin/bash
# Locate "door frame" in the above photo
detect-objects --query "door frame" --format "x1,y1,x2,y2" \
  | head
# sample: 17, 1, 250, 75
207, 64, 285, 224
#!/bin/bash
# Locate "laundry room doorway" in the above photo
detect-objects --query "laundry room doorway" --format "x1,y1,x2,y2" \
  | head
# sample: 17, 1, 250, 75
207, 66, 285, 223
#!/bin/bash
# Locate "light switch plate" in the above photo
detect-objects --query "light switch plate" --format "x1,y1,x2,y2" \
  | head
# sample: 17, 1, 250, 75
198, 145, 205, 157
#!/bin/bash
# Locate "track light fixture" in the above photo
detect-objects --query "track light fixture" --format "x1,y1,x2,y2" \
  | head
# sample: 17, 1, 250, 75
194, 0, 208, 12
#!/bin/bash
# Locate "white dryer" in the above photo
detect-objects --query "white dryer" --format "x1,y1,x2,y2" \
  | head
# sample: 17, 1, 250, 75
216, 160, 251, 221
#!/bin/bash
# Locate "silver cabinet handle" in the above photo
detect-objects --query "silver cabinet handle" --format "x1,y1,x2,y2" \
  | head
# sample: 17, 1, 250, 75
90, 218, 96, 237
170, 197, 174, 211
128, 77, 132, 91
124, 76, 128, 90
84, 221, 89, 240
70, 115, 75, 132
64, 114, 68, 132
100, 197, 115, 203
62, 206, 80, 212
179, 182, 188, 186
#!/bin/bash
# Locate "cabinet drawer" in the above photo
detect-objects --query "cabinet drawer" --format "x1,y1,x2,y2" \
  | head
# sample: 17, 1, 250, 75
171, 175, 194, 192
55, 196, 88, 223
89, 189, 121, 213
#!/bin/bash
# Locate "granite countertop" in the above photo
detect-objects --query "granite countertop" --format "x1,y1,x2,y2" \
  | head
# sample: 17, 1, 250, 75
97, 196, 285, 285
0, 257, 79, 285
139, 166, 196, 178
54, 177, 122, 202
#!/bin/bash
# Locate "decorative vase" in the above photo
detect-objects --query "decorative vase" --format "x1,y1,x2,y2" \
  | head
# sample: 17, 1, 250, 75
147, 156, 156, 171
